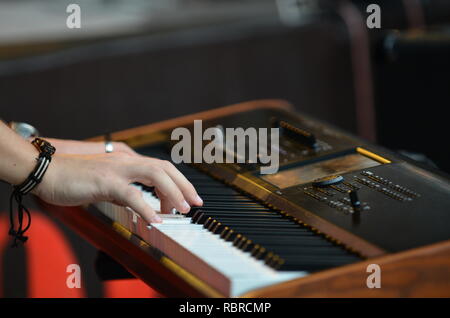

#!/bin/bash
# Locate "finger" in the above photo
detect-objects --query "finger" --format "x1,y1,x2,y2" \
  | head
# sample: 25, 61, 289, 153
135, 166, 191, 213
160, 161, 203, 206
156, 188, 175, 214
114, 184, 162, 223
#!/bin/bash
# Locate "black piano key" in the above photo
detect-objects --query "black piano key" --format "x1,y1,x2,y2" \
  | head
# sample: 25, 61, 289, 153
207, 220, 299, 230
194, 211, 283, 218
219, 227, 314, 235
192, 211, 284, 223
263, 248, 352, 260
201, 199, 256, 204
205, 217, 295, 229
201, 195, 255, 200
250, 246, 342, 260
190, 211, 206, 223
218, 227, 313, 242
195, 204, 272, 210
219, 227, 239, 241
193, 202, 269, 208
247, 245, 350, 256
200, 195, 253, 201
207, 221, 301, 229
234, 229, 327, 237
274, 256, 358, 268
214, 226, 314, 237
193, 206, 274, 212
205, 219, 220, 231
186, 209, 201, 218
235, 236, 336, 247
253, 244, 348, 257
194, 182, 237, 186
197, 189, 242, 195
272, 253, 359, 263
211, 225, 313, 236
139, 145, 362, 272
193, 209, 278, 216
195, 212, 282, 219
194, 201, 265, 206
203, 219, 298, 228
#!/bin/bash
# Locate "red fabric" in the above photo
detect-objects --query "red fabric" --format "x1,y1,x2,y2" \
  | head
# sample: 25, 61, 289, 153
0, 214, 9, 298
24, 211, 86, 298
103, 279, 160, 298
0, 210, 159, 298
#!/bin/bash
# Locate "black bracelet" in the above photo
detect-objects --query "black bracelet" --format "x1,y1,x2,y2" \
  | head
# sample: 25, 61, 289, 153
9, 138, 55, 247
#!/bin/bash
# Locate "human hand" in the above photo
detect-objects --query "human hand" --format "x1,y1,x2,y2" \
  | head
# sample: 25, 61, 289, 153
33, 152, 203, 223
45, 138, 137, 156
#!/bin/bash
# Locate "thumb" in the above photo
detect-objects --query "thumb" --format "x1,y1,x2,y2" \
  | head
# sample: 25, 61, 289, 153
115, 185, 163, 224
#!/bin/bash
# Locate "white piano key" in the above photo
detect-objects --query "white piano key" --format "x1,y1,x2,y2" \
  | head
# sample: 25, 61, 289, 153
95, 188, 308, 296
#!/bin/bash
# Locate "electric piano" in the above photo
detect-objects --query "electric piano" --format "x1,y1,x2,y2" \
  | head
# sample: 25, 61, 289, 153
40, 100, 450, 297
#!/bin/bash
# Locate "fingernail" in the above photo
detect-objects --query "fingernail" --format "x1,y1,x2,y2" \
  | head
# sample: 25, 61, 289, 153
153, 215, 163, 223
195, 195, 203, 205
181, 200, 190, 212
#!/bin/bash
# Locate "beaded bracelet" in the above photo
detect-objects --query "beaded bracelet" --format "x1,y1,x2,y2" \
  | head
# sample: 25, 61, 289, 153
9, 138, 55, 246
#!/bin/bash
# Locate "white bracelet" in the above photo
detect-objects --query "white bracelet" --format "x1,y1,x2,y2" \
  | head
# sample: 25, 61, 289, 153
105, 141, 114, 153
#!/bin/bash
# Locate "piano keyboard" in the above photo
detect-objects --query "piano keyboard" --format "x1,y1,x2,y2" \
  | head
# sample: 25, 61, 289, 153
95, 147, 361, 297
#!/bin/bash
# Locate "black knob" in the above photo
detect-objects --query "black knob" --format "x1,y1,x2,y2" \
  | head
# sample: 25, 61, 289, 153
312, 175, 344, 187
272, 119, 318, 149
349, 190, 361, 211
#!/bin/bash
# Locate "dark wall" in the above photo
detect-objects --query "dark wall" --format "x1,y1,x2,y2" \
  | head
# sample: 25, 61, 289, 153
0, 19, 356, 140
373, 30, 450, 173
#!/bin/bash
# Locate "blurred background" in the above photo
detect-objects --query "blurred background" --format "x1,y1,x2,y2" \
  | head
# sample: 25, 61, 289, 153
0, 0, 449, 297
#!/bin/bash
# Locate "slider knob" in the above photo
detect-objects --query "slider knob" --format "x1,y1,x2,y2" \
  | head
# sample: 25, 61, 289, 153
312, 175, 344, 187
349, 190, 361, 225
349, 190, 361, 210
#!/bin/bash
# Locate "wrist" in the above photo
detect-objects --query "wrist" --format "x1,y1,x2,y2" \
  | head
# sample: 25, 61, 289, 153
14, 138, 56, 195
8, 137, 55, 246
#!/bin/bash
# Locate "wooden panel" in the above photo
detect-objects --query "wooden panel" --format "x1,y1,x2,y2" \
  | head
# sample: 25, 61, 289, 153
199, 164, 386, 258
38, 100, 291, 297
88, 99, 293, 145
89, 98, 386, 258
40, 201, 224, 298
242, 240, 450, 297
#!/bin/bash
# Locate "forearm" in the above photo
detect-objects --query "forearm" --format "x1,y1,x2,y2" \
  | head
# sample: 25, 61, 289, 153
45, 138, 104, 155
44, 138, 136, 156
0, 121, 39, 185
1, 121, 202, 224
